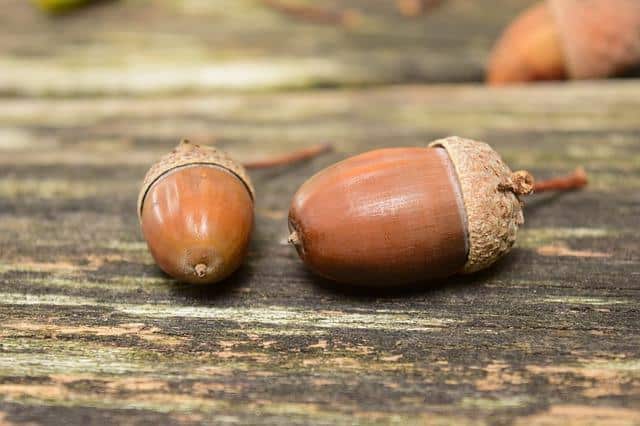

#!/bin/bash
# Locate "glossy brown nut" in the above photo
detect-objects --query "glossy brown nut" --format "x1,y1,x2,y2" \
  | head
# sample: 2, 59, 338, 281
141, 165, 254, 284
288, 147, 469, 286
288, 137, 533, 286
138, 140, 254, 285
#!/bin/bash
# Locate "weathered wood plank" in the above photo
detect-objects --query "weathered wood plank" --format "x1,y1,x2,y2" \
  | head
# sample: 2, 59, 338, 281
1, 81, 640, 425
0, 0, 539, 96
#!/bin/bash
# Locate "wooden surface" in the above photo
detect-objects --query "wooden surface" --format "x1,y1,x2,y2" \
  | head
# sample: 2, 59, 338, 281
1, 1, 640, 425
0, 0, 540, 95
2, 82, 640, 425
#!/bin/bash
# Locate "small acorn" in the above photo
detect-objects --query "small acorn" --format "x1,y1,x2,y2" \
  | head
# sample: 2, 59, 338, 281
487, 0, 640, 85
138, 140, 254, 285
288, 136, 586, 286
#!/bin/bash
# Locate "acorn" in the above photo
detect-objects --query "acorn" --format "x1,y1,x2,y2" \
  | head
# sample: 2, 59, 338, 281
138, 140, 254, 285
288, 136, 586, 286
487, 0, 640, 85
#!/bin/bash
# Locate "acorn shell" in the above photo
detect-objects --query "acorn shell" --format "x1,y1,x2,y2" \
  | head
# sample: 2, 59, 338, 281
487, 2, 567, 84
429, 137, 532, 273
288, 146, 469, 285
137, 140, 254, 221
549, 0, 640, 79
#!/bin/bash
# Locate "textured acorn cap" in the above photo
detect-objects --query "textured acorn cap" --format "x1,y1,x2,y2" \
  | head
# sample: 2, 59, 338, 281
137, 140, 254, 220
549, 0, 640, 79
429, 137, 533, 273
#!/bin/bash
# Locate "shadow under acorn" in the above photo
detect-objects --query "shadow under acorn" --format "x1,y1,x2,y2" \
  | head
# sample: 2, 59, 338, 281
299, 257, 510, 301
165, 264, 253, 302
153, 253, 509, 304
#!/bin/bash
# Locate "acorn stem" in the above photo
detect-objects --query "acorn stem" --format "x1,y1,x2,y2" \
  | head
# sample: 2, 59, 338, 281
288, 231, 301, 247
533, 167, 588, 193
500, 170, 535, 196
243, 143, 332, 170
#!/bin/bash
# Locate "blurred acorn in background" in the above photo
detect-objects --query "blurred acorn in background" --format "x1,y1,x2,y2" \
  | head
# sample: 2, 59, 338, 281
487, 0, 640, 85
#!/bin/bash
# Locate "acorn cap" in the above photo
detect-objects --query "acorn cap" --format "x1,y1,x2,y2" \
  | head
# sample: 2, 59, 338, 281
137, 140, 254, 220
549, 0, 640, 79
429, 137, 533, 273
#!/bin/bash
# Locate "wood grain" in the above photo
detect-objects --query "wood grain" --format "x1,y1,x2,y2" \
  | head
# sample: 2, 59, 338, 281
1, 80, 639, 424
0, 0, 540, 96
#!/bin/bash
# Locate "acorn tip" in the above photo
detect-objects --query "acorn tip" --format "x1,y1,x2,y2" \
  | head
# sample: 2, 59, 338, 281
194, 263, 207, 278
288, 231, 301, 246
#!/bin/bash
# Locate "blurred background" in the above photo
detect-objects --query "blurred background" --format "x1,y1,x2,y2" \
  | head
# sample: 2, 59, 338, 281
3, 0, 538, 95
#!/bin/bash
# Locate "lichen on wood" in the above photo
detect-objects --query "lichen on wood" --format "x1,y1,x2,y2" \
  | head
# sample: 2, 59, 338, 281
1, 78, 639, 424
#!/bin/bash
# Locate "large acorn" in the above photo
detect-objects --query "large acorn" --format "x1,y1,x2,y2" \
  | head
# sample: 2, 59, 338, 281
138, 140, 254, 285
288, 136, 586, 286
487, 0, 640, 85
